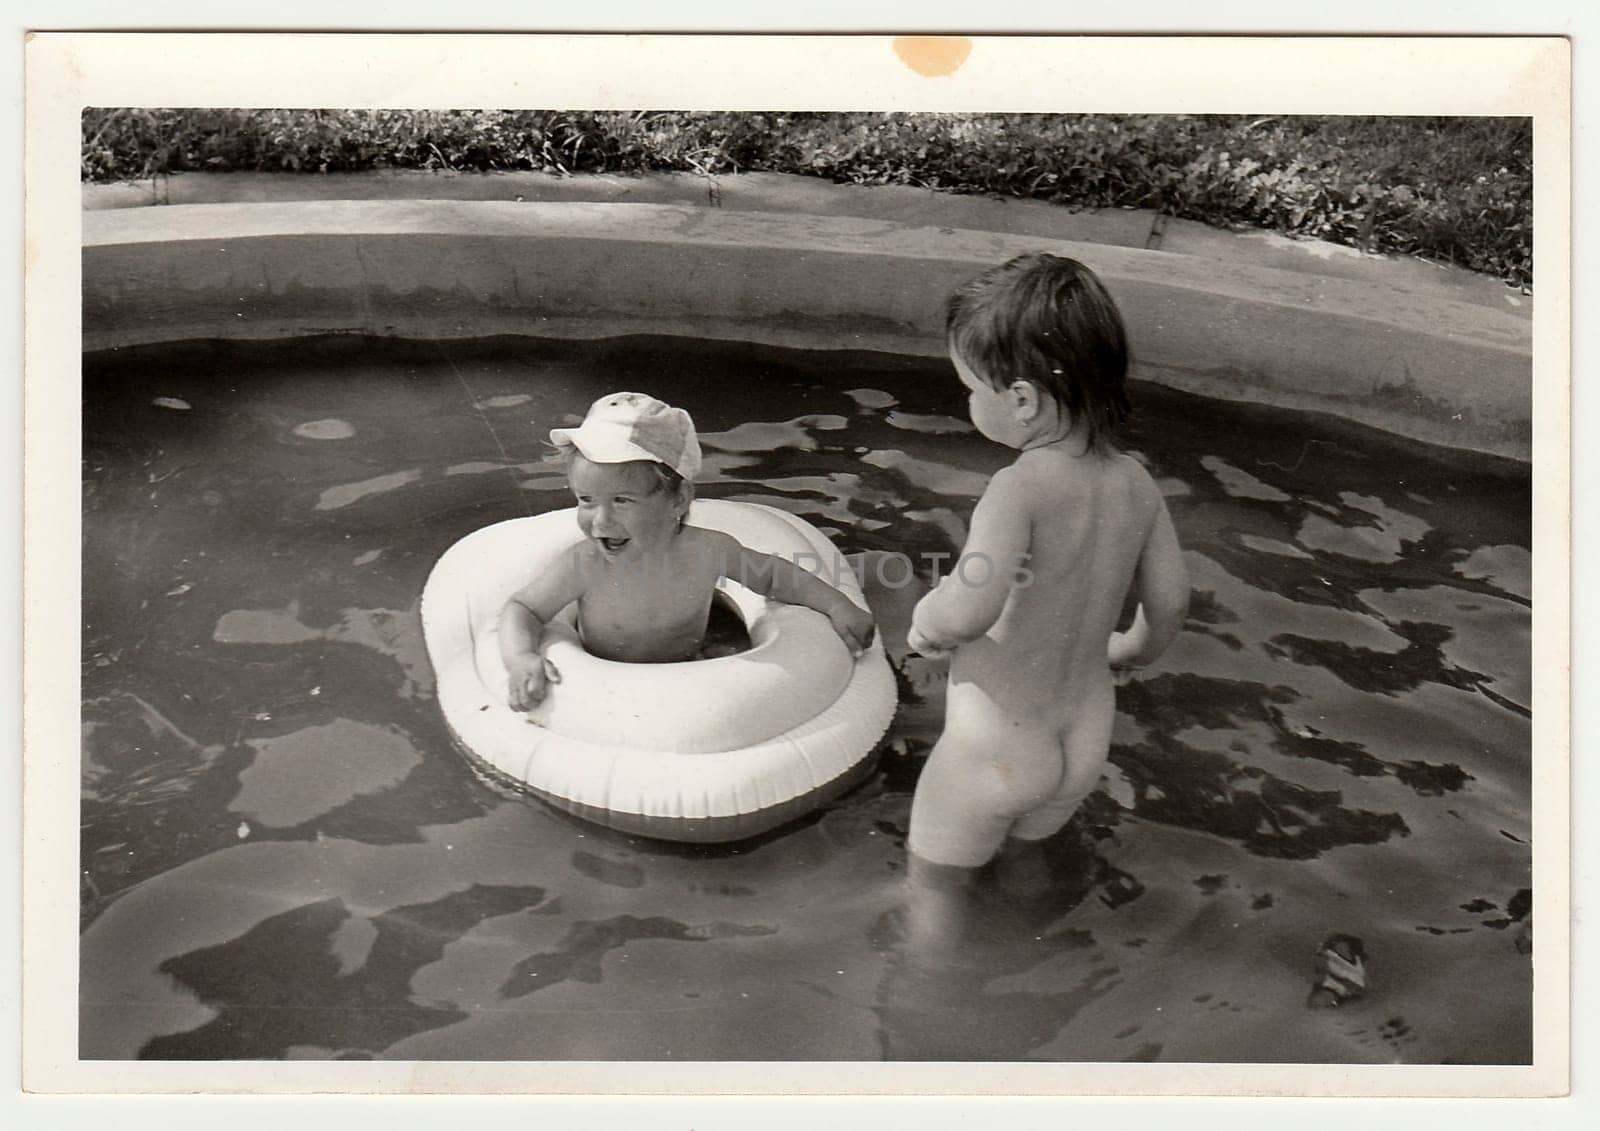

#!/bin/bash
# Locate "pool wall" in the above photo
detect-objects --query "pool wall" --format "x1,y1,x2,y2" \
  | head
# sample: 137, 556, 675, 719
82, 196, 1532, 460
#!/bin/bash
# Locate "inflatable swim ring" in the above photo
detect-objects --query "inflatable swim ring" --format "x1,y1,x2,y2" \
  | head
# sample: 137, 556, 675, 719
421, 499, 897, 842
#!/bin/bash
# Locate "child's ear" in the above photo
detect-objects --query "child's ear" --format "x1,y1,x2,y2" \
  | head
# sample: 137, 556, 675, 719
1009, 380, 1042, 423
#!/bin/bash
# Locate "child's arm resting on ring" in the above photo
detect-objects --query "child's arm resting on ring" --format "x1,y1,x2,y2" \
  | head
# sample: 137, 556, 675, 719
499, 546, 587, 711
724, 537, 876, 656
909, 466, 1029, 655
1107, 500, 1188, 670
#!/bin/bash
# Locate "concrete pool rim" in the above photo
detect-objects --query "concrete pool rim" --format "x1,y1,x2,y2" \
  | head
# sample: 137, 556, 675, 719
81, 196, 1533, 462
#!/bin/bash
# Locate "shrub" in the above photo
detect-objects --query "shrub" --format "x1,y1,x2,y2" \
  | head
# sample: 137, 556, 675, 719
80, 110, 1533, 288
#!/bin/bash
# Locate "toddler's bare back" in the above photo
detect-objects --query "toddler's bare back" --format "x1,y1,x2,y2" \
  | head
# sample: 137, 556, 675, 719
951, 447, 1162, 711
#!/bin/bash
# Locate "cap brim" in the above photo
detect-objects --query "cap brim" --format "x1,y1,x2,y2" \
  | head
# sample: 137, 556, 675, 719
548, 421, 659, 467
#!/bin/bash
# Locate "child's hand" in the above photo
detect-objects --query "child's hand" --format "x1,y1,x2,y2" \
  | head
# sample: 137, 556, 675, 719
1107, 629, 1140, 670
907, 624, 952, 660
829, 602, 877, 657
506, 653, 561, 711
1107, 629, 1144, 686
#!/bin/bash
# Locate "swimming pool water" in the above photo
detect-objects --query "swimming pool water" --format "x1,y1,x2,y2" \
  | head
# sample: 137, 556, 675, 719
80, 334, 1533, 1063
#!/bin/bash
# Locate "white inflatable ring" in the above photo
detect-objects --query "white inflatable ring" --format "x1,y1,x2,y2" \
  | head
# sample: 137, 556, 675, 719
421, 499, 897, 842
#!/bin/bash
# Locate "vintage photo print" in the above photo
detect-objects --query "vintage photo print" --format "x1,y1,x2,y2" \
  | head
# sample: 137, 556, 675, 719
24, 34, 1571, 1098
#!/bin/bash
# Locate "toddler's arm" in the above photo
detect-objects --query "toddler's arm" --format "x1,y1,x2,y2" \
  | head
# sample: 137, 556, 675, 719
499, 546, 587, 710
1107, 499, 1188, 670
722, 536, 876, 656
909, 466, 1029, 655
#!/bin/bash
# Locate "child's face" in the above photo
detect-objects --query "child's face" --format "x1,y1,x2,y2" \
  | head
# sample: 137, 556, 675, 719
952, 350, 1020, 446
569, 455, 686, 559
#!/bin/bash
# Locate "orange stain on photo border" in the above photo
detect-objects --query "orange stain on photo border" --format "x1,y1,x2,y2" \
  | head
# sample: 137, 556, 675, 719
892, 37, 973, 78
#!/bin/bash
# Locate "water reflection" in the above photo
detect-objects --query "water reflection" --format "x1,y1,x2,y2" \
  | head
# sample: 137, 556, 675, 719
80, 336, 1533, 1064
144, 884, 548, 1059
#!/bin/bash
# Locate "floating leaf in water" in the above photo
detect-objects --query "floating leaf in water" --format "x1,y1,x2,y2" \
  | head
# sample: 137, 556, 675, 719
152, 397, 191, 411
165, 582, 193, 597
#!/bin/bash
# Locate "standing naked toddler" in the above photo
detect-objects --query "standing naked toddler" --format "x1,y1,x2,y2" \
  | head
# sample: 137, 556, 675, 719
907, 253, 1190, 869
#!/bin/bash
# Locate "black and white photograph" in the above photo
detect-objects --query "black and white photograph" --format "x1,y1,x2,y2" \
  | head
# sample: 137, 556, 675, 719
23, 33, 1570, 1098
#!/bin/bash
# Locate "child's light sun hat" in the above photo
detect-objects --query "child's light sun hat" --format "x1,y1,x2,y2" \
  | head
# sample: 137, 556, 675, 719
549, 392, 702, 480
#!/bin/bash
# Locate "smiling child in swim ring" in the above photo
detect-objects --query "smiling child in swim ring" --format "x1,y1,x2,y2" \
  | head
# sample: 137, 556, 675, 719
499, 392, 876, 710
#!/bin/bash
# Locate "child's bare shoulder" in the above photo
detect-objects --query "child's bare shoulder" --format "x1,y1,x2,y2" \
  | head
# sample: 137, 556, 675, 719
679, 524, 745, 569
1112, 451, 1161, 491
988, 459, 1047, 495
971, 462, 1039, 518
682, 524, 741, 554
1103, 452, 1164, 511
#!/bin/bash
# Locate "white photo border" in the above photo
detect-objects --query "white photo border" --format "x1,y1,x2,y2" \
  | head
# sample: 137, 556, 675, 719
22, 31, 1572, 1100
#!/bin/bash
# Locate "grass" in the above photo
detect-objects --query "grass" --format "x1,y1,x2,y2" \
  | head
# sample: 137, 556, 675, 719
81, 110, 1533, 288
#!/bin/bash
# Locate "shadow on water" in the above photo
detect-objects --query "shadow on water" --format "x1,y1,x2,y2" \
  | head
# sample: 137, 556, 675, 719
1117, 672, 1474, 807
1265, 622, 1502, 702
140, 884, 548, 1059
498, 915, 778, 1001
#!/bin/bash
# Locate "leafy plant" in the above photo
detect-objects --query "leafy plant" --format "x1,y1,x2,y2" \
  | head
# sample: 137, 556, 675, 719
80, 110, 1533, 288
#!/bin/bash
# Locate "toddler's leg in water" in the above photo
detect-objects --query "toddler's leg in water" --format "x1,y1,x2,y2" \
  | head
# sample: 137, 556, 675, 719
902, 852, 980, 957
907, 739, 1017, 868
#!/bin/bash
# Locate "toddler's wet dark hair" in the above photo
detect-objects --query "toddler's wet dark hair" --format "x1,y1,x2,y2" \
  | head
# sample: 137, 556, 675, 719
946, 252, 1130, 453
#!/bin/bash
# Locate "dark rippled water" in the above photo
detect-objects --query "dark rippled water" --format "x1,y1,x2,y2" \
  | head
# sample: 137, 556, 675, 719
80, 335, 1532, 1062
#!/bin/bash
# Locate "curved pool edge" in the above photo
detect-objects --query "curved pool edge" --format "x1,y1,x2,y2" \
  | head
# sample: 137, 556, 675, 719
82, 199, 1532, 462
